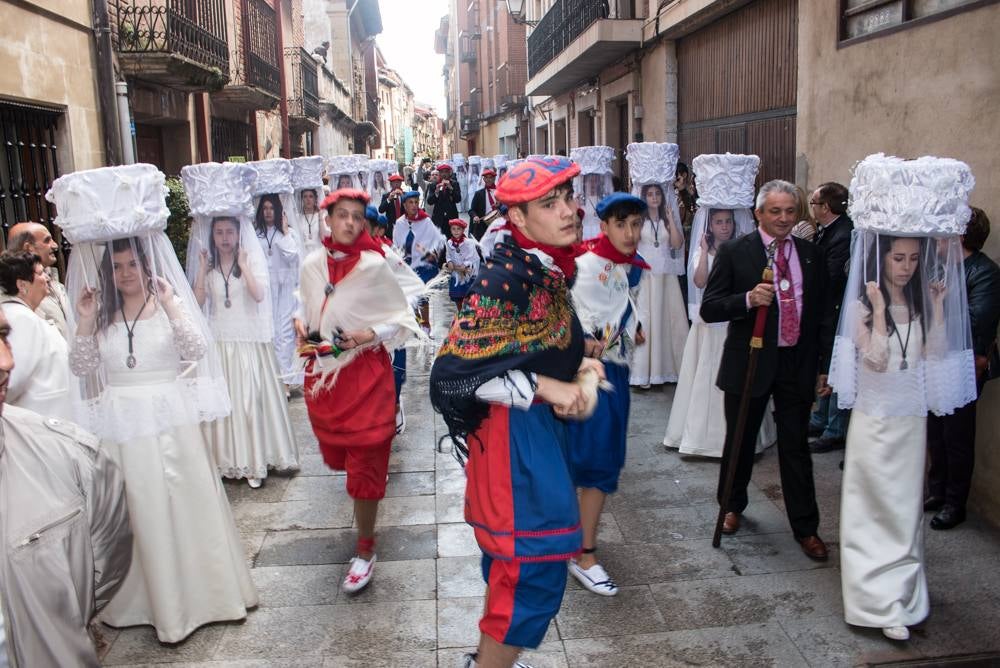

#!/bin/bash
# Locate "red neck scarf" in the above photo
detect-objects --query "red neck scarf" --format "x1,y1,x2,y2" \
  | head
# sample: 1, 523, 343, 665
450, 234, 466, 248
510, 226, 583, 281
590, 233, 651, 270
323, 230, 386, 258
406, 208, 430, 222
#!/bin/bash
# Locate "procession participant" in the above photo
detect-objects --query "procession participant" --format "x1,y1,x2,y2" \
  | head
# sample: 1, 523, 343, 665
379, 173, 407, 231
566, 193, 649, 598
6, 221, 70, 338
0, 251, 72, 419
571, 146, 615, 241
392, 191, 444, 332
295, 188, 421, 593
51, 163, 256, 643
493, 154, 509, 181
664, 154, 776, 456
422, 169, 440, 218
479, 205, 510, 260
701, 179, 835, 560
466, 155, 483, 213
453, 154, 469, 214
368, 159, 398, 205
430, 156, 604, 668
428, 162, 463, 235
443, 218, 480, 311
0, 307, 133, 668
829, 154, 978, 641
250, 159, 302, 389
624, 142, 689, 387
289, 156, 328, 255
926, 206, 1000, 530
469, 168, 499, 239
184, 162, 299, 489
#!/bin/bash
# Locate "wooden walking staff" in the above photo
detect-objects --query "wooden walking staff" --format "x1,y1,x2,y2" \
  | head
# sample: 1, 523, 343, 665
712, 258, 775, 548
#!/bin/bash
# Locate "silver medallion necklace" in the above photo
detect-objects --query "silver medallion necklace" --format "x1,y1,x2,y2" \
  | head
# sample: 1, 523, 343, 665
220, 259, 236, 308
120, 291, 151, 369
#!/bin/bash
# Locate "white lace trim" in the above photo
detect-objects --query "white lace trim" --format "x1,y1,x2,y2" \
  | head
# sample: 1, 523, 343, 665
848, 153, 975, 235
626, 142, 679, 185
570, 146, 615, 175
48, 164, 170, 243
691, 153, 760, 208
248, 159, 293, 196
181, 162, 257, 218
290, 156, 326, 191
219, 460, 300, 480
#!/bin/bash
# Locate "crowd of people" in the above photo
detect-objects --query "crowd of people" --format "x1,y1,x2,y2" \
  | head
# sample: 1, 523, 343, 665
0, 147, 998, 668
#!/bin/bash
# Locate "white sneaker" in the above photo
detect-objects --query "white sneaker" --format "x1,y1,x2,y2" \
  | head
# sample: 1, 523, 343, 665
882, 626, 909, 641
342, 554, 376, 594
395, 402, 406, 434
247, 478, 262, 489
569, 560, 618, 596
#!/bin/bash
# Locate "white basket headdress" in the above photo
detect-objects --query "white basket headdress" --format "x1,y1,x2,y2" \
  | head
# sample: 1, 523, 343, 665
290, 156, 325, 192
626, 143, 685, 275
248, 158, 292, 196
570, 146, 615, 176
691, 153, 759, 208
626, 142, 679, 187
180, 162, 258, 219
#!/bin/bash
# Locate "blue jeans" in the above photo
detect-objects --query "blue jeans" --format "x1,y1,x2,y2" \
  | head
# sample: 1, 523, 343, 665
809, 392, 849, 440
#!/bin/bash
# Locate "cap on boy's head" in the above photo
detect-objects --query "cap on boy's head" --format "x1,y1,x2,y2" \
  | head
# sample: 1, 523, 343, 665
481, 168, 497, 178
437, 163, 453, 172
364, 204, 379, 222
596, 192, 647, 221
448, 218, 467, 229
495, 156, 580, 205
400, 191, 421, 203
320, 188, 370, 212
377, 213, 388, 227
388, 174, 404, 183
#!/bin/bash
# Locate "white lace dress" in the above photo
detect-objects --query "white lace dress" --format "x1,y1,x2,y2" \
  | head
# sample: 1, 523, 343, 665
841, 307, 929, 629
258, 227, 302, 383
663, 251, 776, 456
70, 307, 257, 643
631, 215, 689, 386
202, 270, 299, 480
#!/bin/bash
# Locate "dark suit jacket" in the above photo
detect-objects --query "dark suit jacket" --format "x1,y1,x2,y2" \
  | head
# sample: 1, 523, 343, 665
700, 231, 836, 398
378, 192, 404, 221
469, 187, 497, 221
816, 214, 853, 318
427, 177, 463, 231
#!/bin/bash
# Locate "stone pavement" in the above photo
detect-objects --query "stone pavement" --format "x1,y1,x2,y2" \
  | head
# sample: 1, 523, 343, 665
97, 292, 1000, 667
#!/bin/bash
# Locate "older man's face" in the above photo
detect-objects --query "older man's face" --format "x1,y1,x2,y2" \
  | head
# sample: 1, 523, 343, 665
22, 223, 59, 267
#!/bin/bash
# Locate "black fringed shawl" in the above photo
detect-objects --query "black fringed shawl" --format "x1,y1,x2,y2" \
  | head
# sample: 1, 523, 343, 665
430, 239, 585, 439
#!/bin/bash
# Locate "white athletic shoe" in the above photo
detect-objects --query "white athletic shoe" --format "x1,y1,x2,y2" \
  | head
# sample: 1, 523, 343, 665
882, 626, 910, 641
569, 560, 619, 596
247, 478, 262, 489
342, 554, 376, 594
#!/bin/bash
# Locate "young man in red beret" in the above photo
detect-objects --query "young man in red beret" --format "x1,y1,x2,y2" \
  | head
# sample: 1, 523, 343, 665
378, 173, 407, 227
427, 163, 463, 235
431, 157, 605, 668
469, 168, 499, 239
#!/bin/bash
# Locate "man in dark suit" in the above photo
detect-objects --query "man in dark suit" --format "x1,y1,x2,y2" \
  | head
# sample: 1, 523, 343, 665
427, 163, 463, 235
701, 180, 836, 560
468, 168, 498, 239
378, 173, 407, 237
807, 182, 854, 453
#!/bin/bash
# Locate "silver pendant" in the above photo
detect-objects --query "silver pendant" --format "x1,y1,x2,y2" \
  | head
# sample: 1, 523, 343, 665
268, 248, 273, 256
224, 298, 232, 308
653, 241, 660, 248
779, 278, 791, 292
899, 359, 908, 370
126, 354, 136, 369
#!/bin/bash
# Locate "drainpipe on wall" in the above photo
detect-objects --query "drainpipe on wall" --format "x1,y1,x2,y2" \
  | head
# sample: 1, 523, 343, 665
274, 0, 291, 158
116, 81, 135, 164
92, 0, 123, 165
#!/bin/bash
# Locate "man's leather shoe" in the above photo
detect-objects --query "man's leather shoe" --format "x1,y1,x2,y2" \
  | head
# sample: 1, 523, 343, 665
923, 495, 945, 512
721, 512, 741, 534
798, 535, 829, 560
807, 424, 824, 438
809, 436, 845, 454
930, 505, 966, 530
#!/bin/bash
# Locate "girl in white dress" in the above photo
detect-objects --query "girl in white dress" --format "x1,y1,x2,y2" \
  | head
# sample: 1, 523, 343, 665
289, 156, 328, 256
185, 162, 299, 488
663, 153, 776, 456
830, 154, 977, 642
254, 192, 301, 385
52, 163, 256, 643
571, 146, 615, 242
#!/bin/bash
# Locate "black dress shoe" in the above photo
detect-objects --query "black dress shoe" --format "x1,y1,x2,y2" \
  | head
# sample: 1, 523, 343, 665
923, 495, 945, 512
930, 505, 966, 530
807, 424, 824, 439
810, 436, 845, 454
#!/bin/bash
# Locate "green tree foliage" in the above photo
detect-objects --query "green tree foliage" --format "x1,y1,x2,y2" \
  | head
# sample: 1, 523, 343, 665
164, 176, 191, 268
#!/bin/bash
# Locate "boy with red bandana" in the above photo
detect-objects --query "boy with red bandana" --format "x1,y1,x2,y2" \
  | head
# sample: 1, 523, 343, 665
444, 218, 480, 310
431, 157, 604, 668
294, 189, 420, 593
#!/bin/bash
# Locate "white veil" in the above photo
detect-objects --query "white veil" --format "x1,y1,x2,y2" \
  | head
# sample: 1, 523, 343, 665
451, 154, 468, 213
493, 154, 509, 180
686, 153, 760, 321
327, 155, 367, 191
50, 163, 231, 441
367, 158, 398, 203
571, 146, 615, 241
466, 155, 482, 211
626, 142, 685, 275
828, 154, 977, 417
289, 156, 327, 254
182, 162, 273, 343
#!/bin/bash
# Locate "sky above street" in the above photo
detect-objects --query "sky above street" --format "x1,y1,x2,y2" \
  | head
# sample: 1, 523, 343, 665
377, 0, 449, 114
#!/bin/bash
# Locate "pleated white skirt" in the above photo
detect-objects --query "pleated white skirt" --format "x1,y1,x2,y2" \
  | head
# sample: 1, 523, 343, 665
630, 272, 689, 386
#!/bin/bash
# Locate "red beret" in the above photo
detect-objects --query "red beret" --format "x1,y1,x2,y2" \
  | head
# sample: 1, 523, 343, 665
481, 168, 497, 177
436, 163, 453, 172
448, 218, 467, 228
320, 188, 370, 210
388, 174, 404, 182
495, 156, 580, 205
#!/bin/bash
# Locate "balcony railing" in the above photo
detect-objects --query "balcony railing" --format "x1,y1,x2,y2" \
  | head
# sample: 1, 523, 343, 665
285, 47, 319, 122
241, 0, 280, 97
528, 0, 615, 77
111, 0, 229, 88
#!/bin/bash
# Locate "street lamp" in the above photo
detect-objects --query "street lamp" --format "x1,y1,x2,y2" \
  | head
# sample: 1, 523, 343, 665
505, 0, 538, 26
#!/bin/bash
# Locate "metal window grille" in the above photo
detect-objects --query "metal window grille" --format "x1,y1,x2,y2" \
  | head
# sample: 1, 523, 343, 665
0, 100, 63, 258
241, 0, 280, 96
838, 0, 995, 43
286, 47, 319, 120
211, 117, 255, 162
527, 0, 616, 77
111, 0, 229, 74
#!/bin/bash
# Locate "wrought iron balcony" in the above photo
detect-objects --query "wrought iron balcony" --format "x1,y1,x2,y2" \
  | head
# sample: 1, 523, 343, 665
211, 0, 280, 109
111, 0, 230, 90
286, 47, 320, 130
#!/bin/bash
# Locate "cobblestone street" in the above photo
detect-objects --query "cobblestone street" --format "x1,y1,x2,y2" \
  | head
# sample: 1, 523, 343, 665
95, 291, 1000, 668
